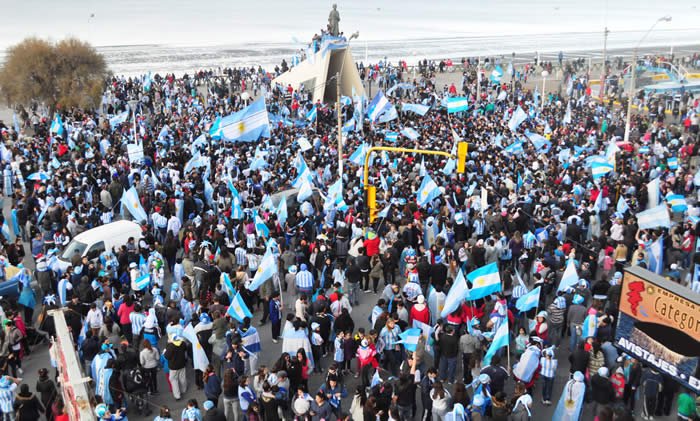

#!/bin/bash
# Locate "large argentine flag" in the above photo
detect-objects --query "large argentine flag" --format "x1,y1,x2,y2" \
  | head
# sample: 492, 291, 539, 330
466, 262, 501, 300
507, 106, 527, 132
447, 97, 469, 114
220, 97, 271, 142
558, 258, 579, 292
367, 91, 391, 122
441, 269, 470, 318
636, 204, 671, 229
591, 161, 614, 179
227, 292, 254, 323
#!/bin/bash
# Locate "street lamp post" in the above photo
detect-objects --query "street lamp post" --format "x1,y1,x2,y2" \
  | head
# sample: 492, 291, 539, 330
541, 70, 549, 110
624, 16, 672, 142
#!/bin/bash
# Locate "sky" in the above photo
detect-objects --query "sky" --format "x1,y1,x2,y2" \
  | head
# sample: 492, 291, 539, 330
0, 0, 698, 50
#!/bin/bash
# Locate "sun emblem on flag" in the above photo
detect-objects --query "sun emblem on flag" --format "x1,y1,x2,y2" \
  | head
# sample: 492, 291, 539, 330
133, 202, 140, 208
238, 121, 245, 133
421, 190, 428, 197
475, 277, 486, 286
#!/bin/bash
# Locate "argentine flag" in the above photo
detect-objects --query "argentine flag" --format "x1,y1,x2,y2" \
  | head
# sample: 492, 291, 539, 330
507, 106, 527, 132
557, 259, 579, 292
254, 212, 270, 238
349, 143, 369, 166
306, 106, 317, 122
378, 104, 398, 123
50, 114, 65, 136
182, 323, 209, 371
402, 103, 430, 116
466, 262, 501, 300
666, 194, 687, 213
109, 111, 129, 131
489, 65, 504, 84
581, 314, 597, 339
668, 156, 679, 170
504, 141, 524, 155
240, 327, 261, 354
377, 204, 391, 219
591, 161, 614, 179
297, 179, 313, 203
447, 97, 469, 114
247, 250, 277, 291
221, 273, 236, 298
209, 116, 222, 139
229, 183, 244, 220
636, 204, 671, 230
227, 292, 254, 322
416, 174, 441, 208
342, 118, 356, 133
397, 328, 422, 352
617, 197, 629, 214
120, 186, 148, 222
220, 97, 271, 142
648, 236, 664, 275
276, 197, 288, 226
441, 269, 470, 318
401, 127, 420, 140
483, 320, 508, 365
131, 273, 150, 292
515, 286, 541, 312
367, 91, 391, 122
384, 131, 398, 142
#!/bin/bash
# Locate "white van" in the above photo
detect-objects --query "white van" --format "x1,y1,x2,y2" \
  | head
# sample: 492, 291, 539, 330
56, 220, 143, 272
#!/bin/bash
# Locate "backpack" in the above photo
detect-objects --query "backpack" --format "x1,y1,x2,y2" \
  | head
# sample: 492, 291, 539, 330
124, 366, 145, 393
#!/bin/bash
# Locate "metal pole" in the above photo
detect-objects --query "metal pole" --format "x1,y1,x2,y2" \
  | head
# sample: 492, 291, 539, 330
599, 27, 609, 100
541, 76, 546, 110
476, 56, 481, 101
624, 50, 637, 142
336, 72, 343, 191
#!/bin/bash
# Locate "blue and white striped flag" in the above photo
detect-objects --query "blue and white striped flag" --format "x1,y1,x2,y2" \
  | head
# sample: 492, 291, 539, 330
227, 292, 254, 322
401, 127, 420, 140
666, 194, 687, 213
120, 186, 148, 222
240, 327, 261, 354
535, 227, 548, 244
220, 97, 271, 142
591, 161, 614, 179
483, 320, 508, 365
558, 259, 579, 292
247, 249, 277, 291
648, 236, 664, 275
668, 157, 679, 170
515, 286, 541, 312
276, 197, 288, 226
402, 103, 430, 116
416, 174, 441, 207
131, 273, 150, 291
581, 314, 597, 339
508, 106, 527, 132
221, 273, 236, 298
378, 104, 398, 123
367, 91, 392, 122
377, 203, 391, 219
254, 212, 270, 237
441, 269, 470, 318
371, 370, 382, 387
306, 106, 317, 122
447, 97, 469, 114
349, 143, 368, 166
467, 263, 501, 300
397, 328, 422, 352
636, 204, 671, 230
504, 141, 524, 155
342, 118, 356, 133
617, 197, 629, 214
384, 131, 398, 142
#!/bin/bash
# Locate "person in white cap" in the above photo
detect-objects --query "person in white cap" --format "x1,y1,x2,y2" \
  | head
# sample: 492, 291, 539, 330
409, 294, 431, 325
552, 371, 586, 420
591, 366, 614, 415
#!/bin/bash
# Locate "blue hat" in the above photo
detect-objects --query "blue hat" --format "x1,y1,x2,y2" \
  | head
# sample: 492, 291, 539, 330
0, 377, 10, 388
95, 403, 108, 418
199, 313, 212, 324
300, 263, 307, 271
434, 255, 442, 264
554, 296, 566, 309
203, 400, 215, 410
573, 294, 584, 305
171, 283, 179, 291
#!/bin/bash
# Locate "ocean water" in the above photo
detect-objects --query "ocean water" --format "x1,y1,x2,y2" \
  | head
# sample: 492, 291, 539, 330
0, 0, 699, 76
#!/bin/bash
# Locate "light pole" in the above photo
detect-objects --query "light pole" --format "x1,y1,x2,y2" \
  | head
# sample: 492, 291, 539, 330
624, 16, 672, 142
599, 27, 610, 100
541, 70, 549, 110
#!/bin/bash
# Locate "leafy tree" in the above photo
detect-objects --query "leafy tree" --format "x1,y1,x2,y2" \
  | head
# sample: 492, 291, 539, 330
0, 37, 107, 112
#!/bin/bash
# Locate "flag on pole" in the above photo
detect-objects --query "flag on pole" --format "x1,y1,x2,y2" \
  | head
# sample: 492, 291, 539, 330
367, 91, 392, 122
131, 273, 150, 292
466, 262, 501, 300
581, 314, 597, 339
591, 161, 614, 179
507, 106, 527, 132
515, 286, 541, 312
636, 204, 671, 230
441, 269, 470, 317
384, 131, 398, 142
227, 292, 254, 322
647, 236, 664, 275
182, 323, 210, 371
276, 197, 288, 226
402, 103, 430, 116
558, 259, 579, 292
254, 212, 270, 238
219, 97, 271, 142
306, 106, 317, 122
397, 328, 422, 351
483, 320, 509, 365
247, 250, 277, 291
617, 197, 629, 214
447, 97, 469, 114
416, 175, 441, 207
666, 194, 688, 213
349, 143, 368, 166
120, 186, 148, 222
647, 177, 660, 208
221, 273, 236, 298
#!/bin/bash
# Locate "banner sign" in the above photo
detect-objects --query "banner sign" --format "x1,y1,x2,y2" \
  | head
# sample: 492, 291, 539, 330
615, 267, 700, 393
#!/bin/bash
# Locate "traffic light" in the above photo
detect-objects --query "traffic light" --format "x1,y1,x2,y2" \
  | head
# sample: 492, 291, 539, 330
367, 185, 377, 223
457, 142, 468, 173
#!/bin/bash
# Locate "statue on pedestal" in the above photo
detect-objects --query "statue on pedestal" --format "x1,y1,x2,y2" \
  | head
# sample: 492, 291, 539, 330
328, 4, 340, 36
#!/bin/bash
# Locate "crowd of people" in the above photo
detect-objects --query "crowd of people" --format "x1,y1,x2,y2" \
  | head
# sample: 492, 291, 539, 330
0, 45, 698, 421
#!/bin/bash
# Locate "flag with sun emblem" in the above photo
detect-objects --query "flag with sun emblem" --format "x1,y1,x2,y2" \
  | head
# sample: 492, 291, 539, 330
416, 174, 441, 208
182, 323, 209, 371
220, 97, 271, 142
466, 262, 501, 300
120, 186, 148, 222
247, 249, 277, 291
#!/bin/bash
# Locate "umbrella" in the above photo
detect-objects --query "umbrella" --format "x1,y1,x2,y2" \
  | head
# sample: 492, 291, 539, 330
27, 172, 50, 181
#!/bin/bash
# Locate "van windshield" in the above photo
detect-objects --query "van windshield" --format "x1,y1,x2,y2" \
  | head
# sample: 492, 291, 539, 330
61, 241, 88, 260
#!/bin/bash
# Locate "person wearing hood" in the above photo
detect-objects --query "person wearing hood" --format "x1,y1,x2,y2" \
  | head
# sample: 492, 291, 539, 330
163, 333, 188, 400
509, 393, 533, 421
552, 371, 586, 421
35, 368, 56, 416
591, 366, 615, 416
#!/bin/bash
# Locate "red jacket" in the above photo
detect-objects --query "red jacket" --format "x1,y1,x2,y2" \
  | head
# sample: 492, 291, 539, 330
364, 237, 380, 257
